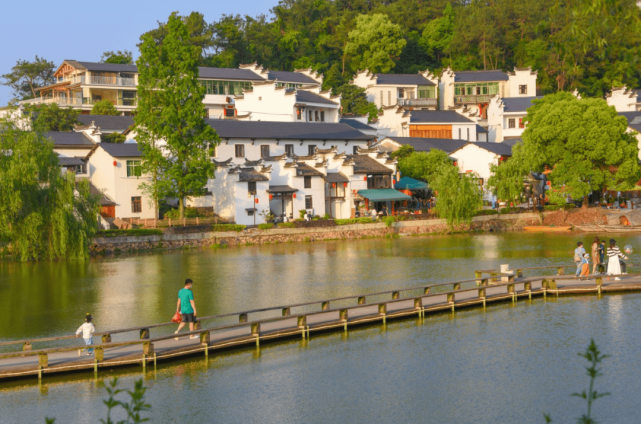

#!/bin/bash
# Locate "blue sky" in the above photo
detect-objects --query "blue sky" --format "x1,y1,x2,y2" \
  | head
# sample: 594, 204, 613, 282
0, 0, 278, 104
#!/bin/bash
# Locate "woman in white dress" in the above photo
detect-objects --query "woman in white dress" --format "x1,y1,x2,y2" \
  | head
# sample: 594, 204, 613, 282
607, 239, 627, 280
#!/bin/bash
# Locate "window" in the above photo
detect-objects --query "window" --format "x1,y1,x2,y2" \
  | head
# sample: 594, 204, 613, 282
353, 146, 359, 154
248, 182, 256, 195
326, 182, 346, 198
367, 175, 391, 189
519, 85, 527, 95
260, 145, 270, 158
131, 197, 142, 213
519, 118, 525, 129
305, 195, 313, 209
304, 176, 312, 189
247, 209, 254, 216
285, 144, 294, 156
224, 108, 235, 117
315, 111, 319, 122
458, 128, 462, 139
380, 90, 384, 106
388, 91, 391, 105
199, 80, 253, 95
235, 144, 245, 157
467, 128, 470, 141
296, 108, 302, 120
308, 145, 316, 155
320, 111, 325, 122
308, 111, 313, 121
126, 160, 141, 177
397, 88, 405, 99
508, 119, 516, 129
417, 86, 435, 99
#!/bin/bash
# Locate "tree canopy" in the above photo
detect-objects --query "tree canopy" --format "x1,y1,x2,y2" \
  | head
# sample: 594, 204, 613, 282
345, 14, 407, 74
136, 12, 219, 220
336, 84, 378, 121
101, 50, 134, 64
23, 103, 80, 132
0, 112, 99, 261
1, 56, 55, 100
91, 99, 121, 116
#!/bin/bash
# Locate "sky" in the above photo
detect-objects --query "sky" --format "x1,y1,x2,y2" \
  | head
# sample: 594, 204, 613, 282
0, 0, 278, 105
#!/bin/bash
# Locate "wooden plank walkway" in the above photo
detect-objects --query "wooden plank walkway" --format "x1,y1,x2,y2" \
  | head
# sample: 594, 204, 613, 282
2, 268, 640, 382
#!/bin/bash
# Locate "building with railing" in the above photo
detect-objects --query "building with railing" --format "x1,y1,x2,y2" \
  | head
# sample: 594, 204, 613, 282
440, 67, 537, 119
487, 96, 542, 143
351, 70, 439, 110
606, 87, 641, 112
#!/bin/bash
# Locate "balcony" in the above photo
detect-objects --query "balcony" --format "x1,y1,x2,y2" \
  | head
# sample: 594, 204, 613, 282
454, 94, 493, 105
398, 98, 437, 108
88, 76, 136, 87
38, 97, 137, 108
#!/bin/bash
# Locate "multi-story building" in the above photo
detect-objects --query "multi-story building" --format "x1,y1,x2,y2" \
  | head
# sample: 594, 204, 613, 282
606, 87, 641, 112
351, 70, 439, 110
375, 107, 486, 141
439, 67, 537, 119
486, 96, 542, 143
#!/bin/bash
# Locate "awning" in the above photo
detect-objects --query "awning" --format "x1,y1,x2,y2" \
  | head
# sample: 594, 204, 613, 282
357, 189, 412, 202
267, 185, 298, 194
394, 177, 428, 190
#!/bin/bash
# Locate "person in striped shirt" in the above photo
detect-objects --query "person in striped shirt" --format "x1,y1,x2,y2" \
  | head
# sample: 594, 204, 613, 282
607, 239, 628, 280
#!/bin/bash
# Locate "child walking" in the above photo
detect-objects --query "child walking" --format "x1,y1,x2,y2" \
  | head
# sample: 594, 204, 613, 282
76, 313, 95, 356
579, 253, 590, 278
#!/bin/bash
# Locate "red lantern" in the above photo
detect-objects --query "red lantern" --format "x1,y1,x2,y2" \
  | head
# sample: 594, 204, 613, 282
363, 176, 367, 181
453, 161, 458, 166
332, 183, 336, 188
293, 193, 296, 199
269, 194, 273, 200
343, 182, 347, 188
546, 181, 551, 186
113, 161, 117, 166
392, 179, 396, 185
255, 198, 259, 204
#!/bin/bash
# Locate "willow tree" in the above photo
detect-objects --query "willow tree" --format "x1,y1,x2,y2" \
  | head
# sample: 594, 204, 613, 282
487, 142, 527, 204
0, 112, 99, 261
136, 12, 219, 219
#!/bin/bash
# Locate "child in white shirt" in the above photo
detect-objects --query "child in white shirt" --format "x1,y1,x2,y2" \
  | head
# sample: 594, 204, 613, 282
76, 313, 95, 356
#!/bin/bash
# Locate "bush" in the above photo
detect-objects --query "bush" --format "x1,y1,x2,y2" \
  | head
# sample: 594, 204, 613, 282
383, 216, 397, 227
164, 207, 203, 219
299, 209, 307, 219
335, 217, 374, 225
96, 229, 163, 238
212, 224, 245, 232
499, 207, 521, 214
474, 210, 499, 216
323, 213, 331, 220
277, 222, 296, 228
258, 223, 275, 230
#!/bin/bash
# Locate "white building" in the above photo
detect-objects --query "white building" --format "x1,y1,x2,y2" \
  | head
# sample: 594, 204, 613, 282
186, 120, 404, 225
351, 70, 439, 110
375, 136, 468, 155
606, 87, 641, 112
486, 96, 542, 143
407, 110, 484, 141
233, 81, 340, 122
439, 67, 538, 119
449, 142, 514, 196
618, 111, 641, 159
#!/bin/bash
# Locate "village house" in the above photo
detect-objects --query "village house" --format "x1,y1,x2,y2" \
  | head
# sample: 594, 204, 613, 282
375, 136, 469, 155
439, 67, 538, 120
339, 116, 378, 138
351, 70, 439, 110
486, 96, 542, 143
618, 110, 641, 159
449, 142, 513, 197
606, 87, 641, 112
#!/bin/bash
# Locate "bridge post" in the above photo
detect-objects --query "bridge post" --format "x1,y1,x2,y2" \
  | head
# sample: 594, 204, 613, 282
516, 268, 523, 278
139, 328, 150, 339
194, 321, 201, 330
239, 313, 248, 323
424, 287, 431, 295
525, 281, 532, 300
340, 309, 348, 332
414, 298, 423, 319
490, 272, 498, 284
143, 342, 154, 356
557, 267, 565, 276
478, 288, 486, 308
507, 283, 516, 302
481, 278, 489, 287
282, 307, 291, 316
447, 293, 455, 311
378, 303, 387, 325
453, 283, 461, 291
23, 342, 32, 351
251, 323, 261, 347
596, 276, 603, 295
101, 334, 111, 343
297, 316, 307, 339
94, 347, 104, 374
322, 301, 330, 311
474, 271, 482, 286
358, 296, 366, 305
392, 291, 400, 300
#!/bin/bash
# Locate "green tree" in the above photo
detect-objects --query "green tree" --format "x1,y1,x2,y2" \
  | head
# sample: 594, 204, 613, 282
136, 12, 219, 220
389, 145, 415, 162
345, 14, 407, 73
397, 148, 451, 180
101, 50, 134, 65
101, 133, 126, 143
91, 99, 121, 116
336, 84, 378, 121
1, 56, 55, 100
420, 2, 455, 64
0, 111, 99, 261
23, 103, 80, 132
487, 143, 527, 203
519, 93, 640, 206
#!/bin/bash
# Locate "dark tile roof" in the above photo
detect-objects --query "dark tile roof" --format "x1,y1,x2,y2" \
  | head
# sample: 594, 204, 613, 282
384, 137, 468, 154
619, 111, 641, 133
198, 67, 264, 81
77, 115, 134, 132
100, 143, 143, 158
75, 61, 138, 73
295, 90, 337, 106
502, 96, 542, 113
454, 70, 509, 83
88, 182, 116, 206
238, 168, 269, 182
375, 74, 435, 86
476, 124, 488, 133
345, 155, 393, 175
267, 185, 298, 193
452, 142, 513, 156
268, 71, 317, 84
206, 120, 374, 141
46, 131, 95, 146
324, 172, 349, 183
295, 163, 324, 177
502, 138, 522, 147
339, 118, 375, 131
58, 156, 85, 166
410, 110, 474, 124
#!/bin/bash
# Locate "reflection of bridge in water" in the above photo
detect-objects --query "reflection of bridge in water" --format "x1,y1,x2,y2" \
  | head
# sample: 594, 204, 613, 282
1, 264, 639, 382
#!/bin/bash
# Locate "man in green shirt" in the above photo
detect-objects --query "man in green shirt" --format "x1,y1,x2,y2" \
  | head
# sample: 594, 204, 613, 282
174, 279, 199, 340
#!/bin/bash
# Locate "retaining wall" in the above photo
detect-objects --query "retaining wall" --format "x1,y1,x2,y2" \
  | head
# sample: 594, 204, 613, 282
90, 213, 542, 255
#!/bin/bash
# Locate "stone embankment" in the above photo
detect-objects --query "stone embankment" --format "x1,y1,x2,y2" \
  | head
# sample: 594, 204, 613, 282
90, 213, 542, 255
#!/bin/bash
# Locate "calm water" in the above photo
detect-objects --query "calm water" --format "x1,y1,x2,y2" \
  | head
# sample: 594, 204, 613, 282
1, 232, 641, 423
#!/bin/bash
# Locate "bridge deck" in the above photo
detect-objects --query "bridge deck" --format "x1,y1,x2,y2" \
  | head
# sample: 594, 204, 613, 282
1, 273, 640, 381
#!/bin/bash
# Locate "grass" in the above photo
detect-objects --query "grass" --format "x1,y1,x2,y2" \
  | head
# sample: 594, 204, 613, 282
277, 222, 296, 228
474, 210, 499, 216
212, 224, 246, 232
257, 223, 275, 230
96, 229, 163, 238
335, 217, 374, 225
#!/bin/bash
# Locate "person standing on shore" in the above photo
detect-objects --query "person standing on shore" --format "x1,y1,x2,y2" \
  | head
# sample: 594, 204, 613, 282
591, 237, 601, 274
174, 279, 199, 340
574, 242, 586, 278
607, 239, 627, 281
